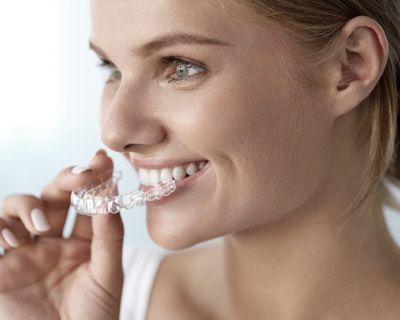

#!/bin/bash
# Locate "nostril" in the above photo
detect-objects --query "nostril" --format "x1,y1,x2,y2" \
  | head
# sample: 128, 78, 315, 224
124, 143, 136, 151
123, 143, 146, 152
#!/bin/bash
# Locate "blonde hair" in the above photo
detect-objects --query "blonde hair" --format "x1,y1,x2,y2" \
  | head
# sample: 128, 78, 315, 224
236, 0, 400, 220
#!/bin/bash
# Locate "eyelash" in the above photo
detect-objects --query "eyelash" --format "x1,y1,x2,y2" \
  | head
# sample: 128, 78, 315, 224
96, 56, 206, 83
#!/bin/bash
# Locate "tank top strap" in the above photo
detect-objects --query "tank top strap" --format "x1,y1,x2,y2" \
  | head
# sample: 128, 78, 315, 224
120, 245, 170, 320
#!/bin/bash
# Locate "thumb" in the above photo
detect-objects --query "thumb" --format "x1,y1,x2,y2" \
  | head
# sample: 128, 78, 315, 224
89, 207, 125, 297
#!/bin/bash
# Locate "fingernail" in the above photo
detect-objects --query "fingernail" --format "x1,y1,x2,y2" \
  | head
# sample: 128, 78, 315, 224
71, 166, 91, 175
1, 228, 19, 247
31, 208, 51, 232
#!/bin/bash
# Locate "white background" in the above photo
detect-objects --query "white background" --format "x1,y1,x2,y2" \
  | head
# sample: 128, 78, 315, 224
0, 0, 399, 248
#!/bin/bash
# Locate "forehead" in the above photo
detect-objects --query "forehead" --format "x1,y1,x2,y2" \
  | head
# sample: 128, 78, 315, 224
89, 0, 265, 52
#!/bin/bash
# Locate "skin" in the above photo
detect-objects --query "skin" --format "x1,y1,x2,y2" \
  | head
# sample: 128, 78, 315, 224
0, 0, 399, 319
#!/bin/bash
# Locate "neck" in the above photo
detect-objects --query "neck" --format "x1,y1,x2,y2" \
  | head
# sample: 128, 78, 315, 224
219, 193, 400, 319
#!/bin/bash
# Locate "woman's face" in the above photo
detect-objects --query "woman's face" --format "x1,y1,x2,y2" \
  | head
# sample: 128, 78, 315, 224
90, 0, 335, 250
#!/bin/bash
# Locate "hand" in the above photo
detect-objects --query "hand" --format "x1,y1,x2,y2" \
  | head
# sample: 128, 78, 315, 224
0, 150, 124, 320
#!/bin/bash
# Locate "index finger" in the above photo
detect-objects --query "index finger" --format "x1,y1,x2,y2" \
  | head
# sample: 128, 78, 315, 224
70, 152, 115, 241
38, 151, 112, 236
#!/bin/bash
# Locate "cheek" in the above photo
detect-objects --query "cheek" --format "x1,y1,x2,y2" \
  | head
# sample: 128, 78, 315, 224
183, 67, 334, 225
230, 93, 333, 223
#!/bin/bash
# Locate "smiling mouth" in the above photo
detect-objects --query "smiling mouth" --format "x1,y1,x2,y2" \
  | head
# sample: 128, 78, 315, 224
138, 160, 210, 193
136, 160, 209, 186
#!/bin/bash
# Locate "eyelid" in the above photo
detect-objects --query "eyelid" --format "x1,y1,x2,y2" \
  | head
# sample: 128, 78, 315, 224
161, 55, 206, 69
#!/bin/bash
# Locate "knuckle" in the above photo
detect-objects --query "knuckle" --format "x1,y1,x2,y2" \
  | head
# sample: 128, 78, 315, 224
1, 193, 21, 210
1, 194, 40, 216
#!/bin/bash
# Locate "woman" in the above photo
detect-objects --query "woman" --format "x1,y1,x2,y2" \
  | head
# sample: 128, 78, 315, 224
1, 0, 400, 319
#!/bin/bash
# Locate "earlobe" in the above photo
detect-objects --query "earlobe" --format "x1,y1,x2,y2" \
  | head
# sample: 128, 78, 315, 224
331, 16, 389, 118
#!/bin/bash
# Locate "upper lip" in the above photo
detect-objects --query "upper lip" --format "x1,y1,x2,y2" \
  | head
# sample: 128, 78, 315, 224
130, 157, 208, 170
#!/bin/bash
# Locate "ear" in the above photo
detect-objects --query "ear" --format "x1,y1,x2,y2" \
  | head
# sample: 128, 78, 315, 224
329, 16, 389, 118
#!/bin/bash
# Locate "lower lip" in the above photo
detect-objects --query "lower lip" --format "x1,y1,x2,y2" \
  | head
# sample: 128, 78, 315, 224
139, 161, 211, 205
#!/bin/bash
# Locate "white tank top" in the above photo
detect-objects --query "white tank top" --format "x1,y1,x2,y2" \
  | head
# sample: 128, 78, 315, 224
120, 245, 170, 320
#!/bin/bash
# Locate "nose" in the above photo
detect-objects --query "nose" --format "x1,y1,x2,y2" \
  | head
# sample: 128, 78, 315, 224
100, 81, 167, 153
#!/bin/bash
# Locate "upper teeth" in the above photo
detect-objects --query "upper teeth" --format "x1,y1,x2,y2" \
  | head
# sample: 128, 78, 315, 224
138, 161, 207, 185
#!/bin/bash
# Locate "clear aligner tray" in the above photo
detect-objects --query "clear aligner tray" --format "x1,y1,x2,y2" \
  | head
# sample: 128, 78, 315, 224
70, 170, 176, 216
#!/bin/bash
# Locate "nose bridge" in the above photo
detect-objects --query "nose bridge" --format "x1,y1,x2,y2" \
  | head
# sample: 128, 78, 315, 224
101, 79, 166, 152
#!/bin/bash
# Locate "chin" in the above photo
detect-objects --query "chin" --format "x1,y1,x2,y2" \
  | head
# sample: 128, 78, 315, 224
146, 219, 221, 251
149, 232, 202, 251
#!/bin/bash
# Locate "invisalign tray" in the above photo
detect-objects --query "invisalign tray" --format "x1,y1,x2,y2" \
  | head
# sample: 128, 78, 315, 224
70, 170, 176, 215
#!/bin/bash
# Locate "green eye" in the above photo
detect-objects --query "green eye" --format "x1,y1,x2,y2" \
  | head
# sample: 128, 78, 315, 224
164, 57, 206, 83
176, 63, 190, 78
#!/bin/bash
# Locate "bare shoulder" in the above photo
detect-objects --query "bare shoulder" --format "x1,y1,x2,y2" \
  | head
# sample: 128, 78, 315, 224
145, 242, 222, 320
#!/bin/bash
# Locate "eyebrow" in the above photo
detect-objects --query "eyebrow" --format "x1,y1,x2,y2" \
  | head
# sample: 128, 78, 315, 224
89, 32, 233, 59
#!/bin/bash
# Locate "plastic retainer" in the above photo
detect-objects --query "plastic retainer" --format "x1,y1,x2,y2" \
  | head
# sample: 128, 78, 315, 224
70, 170, 176, 216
